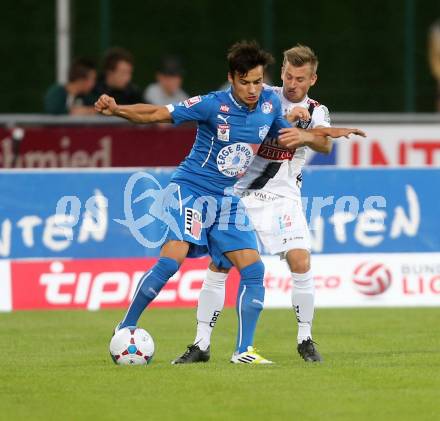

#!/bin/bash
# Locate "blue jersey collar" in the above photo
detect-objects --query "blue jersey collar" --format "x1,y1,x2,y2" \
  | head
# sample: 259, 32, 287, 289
227, 87, 259, 113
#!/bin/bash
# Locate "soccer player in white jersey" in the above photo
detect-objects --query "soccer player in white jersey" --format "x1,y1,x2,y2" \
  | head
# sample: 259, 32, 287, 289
173, 44, 362, 364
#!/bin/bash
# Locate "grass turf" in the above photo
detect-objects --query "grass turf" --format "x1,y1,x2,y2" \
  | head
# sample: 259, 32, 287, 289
0, 307, 439, 421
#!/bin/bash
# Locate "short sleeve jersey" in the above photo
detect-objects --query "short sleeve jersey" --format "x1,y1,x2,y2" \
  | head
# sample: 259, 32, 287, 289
166, 88, 290, 195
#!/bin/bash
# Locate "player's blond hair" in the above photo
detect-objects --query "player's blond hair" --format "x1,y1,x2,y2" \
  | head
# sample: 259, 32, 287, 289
283, 44, 318, 74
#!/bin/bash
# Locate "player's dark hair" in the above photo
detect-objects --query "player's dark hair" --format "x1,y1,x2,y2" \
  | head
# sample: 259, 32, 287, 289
68, 58, 96, 82
227, 40, 274, 77
103, 47, 134, 73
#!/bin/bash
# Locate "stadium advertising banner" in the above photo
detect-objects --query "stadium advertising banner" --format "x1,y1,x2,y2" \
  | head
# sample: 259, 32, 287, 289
0, 169, 172, 259
1, 253, 439, 312
264, 253, 440, 308
336, 124, 440, 167
1, 123, 439, 168
1, 168, 439, 310
0, 126, 195, 168
302, 167, 436, 254
1, 168, 438, 259
4, 257, 232, 311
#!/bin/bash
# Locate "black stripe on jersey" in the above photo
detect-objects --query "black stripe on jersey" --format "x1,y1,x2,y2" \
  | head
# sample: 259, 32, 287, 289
297, 103, 316, 129
306, 103, 316, 128
247, 162, 282, 190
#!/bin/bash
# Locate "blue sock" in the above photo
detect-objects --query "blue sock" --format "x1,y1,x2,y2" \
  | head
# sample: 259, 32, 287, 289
120, 257, 179, 328
235, 260, 265, 353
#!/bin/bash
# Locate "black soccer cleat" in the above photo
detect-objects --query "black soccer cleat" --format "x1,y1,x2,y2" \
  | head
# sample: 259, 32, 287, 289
171, 344, 210, 364
297, 338, 323, 362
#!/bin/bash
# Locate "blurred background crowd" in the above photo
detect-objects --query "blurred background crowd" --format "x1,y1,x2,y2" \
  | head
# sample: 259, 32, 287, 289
43, 49, 190, 115
2, 0, 440, 115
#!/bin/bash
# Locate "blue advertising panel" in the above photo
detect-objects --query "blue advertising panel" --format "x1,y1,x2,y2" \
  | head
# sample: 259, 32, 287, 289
1, 168, 438, 259
0, 169, 171, 259
302, 168, 439, 254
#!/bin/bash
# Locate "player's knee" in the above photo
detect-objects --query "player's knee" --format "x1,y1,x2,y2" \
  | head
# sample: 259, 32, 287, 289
287, 251, 310, 274
239, 260, 265, 286
208, 261, 229, 273
291, 259, 310, 274
160, 240, 189, 265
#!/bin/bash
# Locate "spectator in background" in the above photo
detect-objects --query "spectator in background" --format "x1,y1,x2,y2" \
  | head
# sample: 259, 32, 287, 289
44, 58, 96, 115
92, 47, 143, 105
144, 55, 189, 105
429, 19, 440, 111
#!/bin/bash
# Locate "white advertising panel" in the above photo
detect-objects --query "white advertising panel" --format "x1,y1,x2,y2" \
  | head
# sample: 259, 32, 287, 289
0, 260, 12, 311
336, 125, 440, 167
262, 253, 440, 308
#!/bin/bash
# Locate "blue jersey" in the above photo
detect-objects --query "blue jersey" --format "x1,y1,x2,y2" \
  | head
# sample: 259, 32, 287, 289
166, 88, 291, 195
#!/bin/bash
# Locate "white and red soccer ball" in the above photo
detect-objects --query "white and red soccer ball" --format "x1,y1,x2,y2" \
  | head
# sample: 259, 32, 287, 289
352, 262, 392, 296
109, 327, 155, 365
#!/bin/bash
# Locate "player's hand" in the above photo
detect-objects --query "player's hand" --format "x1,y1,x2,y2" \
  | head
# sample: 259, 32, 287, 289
328, 127, 367, 139
94, 94, 118, 116
286, 106, 310, 123
277, 127, 311, 150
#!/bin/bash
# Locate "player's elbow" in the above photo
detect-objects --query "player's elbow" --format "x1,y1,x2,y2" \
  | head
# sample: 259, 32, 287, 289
150, 108, 172, 124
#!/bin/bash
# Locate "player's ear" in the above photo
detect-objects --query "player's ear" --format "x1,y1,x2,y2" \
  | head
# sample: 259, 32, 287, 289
310, 73, 318, 87
227, 72, 233, 84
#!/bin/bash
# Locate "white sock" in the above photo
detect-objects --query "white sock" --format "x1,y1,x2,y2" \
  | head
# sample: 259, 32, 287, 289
194, 269, 227, 351
291, 270, 315, 344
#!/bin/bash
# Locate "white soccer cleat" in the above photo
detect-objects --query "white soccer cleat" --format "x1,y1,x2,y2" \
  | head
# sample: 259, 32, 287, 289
230, 346, 273, 364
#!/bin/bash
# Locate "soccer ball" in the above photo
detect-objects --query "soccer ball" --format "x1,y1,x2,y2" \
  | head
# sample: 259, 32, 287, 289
109, 327, 155, 365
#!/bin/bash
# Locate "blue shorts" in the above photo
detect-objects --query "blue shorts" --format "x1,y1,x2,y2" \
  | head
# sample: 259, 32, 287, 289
157, 182, 258, 269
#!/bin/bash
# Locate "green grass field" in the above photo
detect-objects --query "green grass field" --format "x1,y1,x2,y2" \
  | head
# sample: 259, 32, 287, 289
1, 307, 439, 421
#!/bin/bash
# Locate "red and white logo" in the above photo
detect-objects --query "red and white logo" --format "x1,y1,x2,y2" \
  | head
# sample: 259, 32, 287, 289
184, 208, 202, 240
183, 96, 202, 108
217, 124, 230, 142
278, 214, 292, 231
8, 257, 241, 311
220, 104, 230, 113
352, 262, 392, 296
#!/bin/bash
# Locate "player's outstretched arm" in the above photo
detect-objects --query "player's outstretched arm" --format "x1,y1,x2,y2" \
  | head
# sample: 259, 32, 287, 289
277, 126, 366, 152
299, 125, 334, 154
94, 94, 172, 123
277, 127, 332, 154
309, 127, 366, 139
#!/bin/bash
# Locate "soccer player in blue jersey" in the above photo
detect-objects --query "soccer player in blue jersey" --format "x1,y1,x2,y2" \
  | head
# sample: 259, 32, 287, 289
96, 41, 358, 364
172, 44, 363, 365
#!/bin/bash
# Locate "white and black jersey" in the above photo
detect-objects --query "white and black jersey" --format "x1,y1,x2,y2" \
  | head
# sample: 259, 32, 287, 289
235, 86, 331, 200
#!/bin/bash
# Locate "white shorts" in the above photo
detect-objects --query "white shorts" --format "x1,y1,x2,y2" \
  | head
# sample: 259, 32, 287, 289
239, 190, 311, 256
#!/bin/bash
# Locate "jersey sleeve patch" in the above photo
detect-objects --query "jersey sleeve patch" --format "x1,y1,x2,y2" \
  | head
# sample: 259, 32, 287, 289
184, 96, 202, 108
